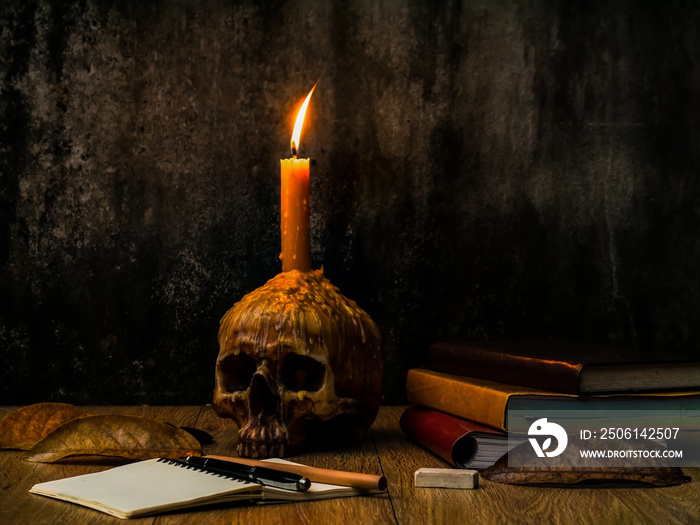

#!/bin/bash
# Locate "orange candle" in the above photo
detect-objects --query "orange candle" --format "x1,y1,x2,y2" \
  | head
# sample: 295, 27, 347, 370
280, 84, 316, 272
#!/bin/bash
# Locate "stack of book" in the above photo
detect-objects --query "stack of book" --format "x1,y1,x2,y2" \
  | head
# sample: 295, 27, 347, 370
401, 340, 700, 470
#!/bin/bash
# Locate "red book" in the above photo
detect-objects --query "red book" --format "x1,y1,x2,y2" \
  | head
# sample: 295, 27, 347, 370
399, 405, 523, 470
427, 340, 700, 394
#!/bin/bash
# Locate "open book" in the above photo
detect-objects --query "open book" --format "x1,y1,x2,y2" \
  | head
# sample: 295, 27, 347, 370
29, 458, 379, 519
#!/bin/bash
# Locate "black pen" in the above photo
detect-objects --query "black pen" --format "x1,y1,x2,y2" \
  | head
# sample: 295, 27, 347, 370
180, 456, 311, 492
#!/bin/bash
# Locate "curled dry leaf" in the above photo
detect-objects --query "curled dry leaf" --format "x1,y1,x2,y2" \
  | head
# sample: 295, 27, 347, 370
175, 425, 214, 446
23, 414, 203, 463
0, 403, 89, 450
482, 440, 691, 487
482, 457, 690, 487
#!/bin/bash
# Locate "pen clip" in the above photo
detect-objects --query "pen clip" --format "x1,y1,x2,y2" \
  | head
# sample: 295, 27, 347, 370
251, 466, 311, 492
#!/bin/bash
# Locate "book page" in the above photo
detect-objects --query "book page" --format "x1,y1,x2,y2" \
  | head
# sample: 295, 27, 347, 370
30, 458, 261, 519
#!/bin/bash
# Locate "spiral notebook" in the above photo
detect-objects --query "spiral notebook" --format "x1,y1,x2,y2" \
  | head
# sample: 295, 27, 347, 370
30, 458, 371, 519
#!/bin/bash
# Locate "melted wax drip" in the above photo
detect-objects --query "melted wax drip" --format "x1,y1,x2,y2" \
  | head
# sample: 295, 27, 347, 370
218, 268, 381, 398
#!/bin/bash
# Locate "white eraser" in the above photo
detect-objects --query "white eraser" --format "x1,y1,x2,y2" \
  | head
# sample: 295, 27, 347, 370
414, 468, 479, 489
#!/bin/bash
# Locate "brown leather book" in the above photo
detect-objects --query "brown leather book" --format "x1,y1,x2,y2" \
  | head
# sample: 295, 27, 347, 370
405, 369, 700, 431
426, 340, 700, 394
399, 405, 523, 470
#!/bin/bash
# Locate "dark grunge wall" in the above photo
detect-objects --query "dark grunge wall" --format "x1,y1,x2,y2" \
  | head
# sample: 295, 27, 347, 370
1, 0, 699, 405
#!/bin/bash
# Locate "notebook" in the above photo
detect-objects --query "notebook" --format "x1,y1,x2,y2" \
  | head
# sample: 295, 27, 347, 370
29, 458, 376, 519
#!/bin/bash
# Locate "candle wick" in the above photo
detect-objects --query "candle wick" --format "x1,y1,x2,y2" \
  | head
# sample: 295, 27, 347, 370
290, 140, 298, 158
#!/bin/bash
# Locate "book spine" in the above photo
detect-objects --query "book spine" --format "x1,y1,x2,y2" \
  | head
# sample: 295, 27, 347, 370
427, 342, 584, 394
406, 369, 511, 430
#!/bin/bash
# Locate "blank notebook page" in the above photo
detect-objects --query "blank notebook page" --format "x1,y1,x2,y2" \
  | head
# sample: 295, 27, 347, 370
30, 458, 260, 518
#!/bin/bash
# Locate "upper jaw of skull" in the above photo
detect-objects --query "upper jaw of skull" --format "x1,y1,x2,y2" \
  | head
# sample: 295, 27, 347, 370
221, 353, 360, 457
236, 360, 288, 458
246, 362, 361, 456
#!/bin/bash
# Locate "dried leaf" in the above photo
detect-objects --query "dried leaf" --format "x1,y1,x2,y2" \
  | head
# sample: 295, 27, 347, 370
177, 426, 214, 445
23, 414, 203, 463
0, 403, 89, 450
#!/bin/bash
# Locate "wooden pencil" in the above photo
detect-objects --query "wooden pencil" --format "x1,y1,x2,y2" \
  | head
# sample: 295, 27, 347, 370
205, 455, 387, 491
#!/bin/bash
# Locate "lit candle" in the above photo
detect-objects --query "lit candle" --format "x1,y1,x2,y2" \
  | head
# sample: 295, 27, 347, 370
280, 84, 316, 272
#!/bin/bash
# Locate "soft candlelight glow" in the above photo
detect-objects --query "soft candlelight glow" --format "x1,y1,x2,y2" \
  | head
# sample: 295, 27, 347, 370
280, 84, 317, 272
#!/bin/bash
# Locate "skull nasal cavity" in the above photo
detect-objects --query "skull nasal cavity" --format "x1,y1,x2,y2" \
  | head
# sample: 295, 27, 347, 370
249, 374, 279, 417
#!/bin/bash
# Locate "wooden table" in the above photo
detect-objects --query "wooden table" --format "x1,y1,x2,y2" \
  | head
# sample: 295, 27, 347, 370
1, 405, 699, 524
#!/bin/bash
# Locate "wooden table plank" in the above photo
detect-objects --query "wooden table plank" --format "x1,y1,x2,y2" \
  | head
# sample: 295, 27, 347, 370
610, 469, 700, 525
3, 405, 700, 524
373, 406, 700, 525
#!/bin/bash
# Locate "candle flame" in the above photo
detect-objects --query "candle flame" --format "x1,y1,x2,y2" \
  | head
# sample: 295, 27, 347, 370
290, 82, 317, 157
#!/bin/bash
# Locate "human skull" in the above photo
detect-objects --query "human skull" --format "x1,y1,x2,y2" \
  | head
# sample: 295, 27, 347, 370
213, 269, 383, 458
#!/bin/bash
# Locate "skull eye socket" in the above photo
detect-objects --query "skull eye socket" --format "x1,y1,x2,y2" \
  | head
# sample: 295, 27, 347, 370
280, 353, 325, 392
219, 353, 256, 392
